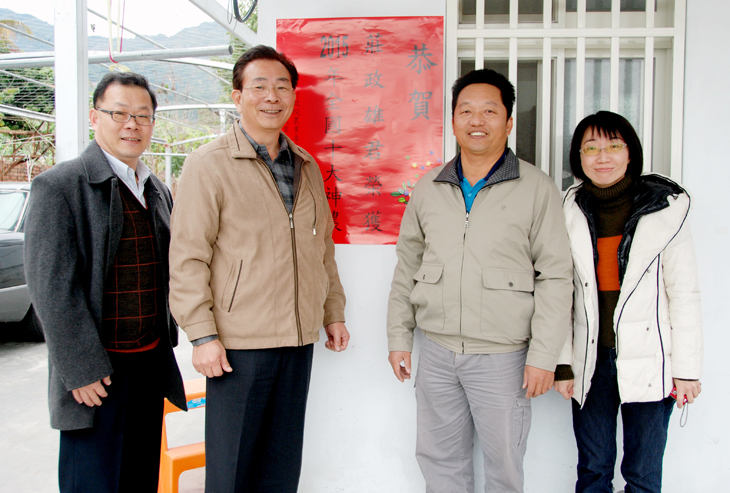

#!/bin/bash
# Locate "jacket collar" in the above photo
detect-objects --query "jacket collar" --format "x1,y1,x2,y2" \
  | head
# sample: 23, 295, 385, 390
227, 120, 311, 164
564, 173, 690, 285
435, 147, 520, 187
565, 173, 687, 218
80, 140, 117, 185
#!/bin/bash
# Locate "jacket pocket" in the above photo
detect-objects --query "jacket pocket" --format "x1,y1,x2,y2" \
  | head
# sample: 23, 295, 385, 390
410, 263, 445, 332
308, 185, 321, 236
220, 258, 243, 312
479, 268, 535, 340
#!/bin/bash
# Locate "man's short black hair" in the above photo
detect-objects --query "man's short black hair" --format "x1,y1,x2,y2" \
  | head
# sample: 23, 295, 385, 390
232, 45, 299, 91
92, 72, 157, 111
569, 111, 644, 182
451, 68, 516, 118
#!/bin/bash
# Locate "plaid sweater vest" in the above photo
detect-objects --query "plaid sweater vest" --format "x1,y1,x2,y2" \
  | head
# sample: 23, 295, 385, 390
100, 184, 162, 350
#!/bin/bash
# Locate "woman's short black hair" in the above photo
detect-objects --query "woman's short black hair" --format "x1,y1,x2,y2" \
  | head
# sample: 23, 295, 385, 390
569, 111, 643, 182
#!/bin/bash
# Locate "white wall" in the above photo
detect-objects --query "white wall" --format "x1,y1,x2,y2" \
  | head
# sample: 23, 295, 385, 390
673, 0, 730, 489
258, 1, 730, 491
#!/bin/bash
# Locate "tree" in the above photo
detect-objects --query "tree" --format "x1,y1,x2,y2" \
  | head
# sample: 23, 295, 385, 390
0, 21, 55, 132
0, 67, 55, 132
0, 20, 32, 54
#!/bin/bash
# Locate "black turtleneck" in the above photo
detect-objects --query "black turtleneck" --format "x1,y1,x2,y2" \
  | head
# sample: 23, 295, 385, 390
555, 174, 634, 382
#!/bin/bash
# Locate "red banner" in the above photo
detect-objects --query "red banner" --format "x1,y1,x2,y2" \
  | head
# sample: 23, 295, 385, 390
277, 17, 444, 244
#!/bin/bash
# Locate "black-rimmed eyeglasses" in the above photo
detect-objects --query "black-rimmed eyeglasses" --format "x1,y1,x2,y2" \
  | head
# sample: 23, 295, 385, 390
97, 108, 155, 126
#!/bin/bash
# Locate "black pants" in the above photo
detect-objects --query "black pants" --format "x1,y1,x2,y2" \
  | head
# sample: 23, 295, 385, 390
572, 347, 674, 493
58, 346, 165, 493
205, 344, 314, 493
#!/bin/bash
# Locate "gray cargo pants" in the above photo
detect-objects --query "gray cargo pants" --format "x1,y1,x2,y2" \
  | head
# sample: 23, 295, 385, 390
415, 337, 531, 493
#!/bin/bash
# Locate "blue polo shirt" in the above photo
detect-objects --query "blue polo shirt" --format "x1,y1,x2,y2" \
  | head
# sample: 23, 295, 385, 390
457, 149, 507, 212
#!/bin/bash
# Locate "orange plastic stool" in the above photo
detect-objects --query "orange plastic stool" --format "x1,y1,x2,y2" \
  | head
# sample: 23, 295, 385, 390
158, 378, 206, 493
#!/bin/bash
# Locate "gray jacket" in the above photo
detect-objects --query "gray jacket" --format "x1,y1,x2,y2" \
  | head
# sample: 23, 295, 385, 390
387, 150, 574, 370
24, 141, 186, 431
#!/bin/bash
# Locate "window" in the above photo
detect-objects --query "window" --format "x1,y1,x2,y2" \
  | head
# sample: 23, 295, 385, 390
446, 0, 686, 189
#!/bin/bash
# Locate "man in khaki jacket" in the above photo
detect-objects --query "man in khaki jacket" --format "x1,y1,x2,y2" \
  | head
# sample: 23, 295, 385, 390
169, 45, 349, 493
387, 69, 572, 492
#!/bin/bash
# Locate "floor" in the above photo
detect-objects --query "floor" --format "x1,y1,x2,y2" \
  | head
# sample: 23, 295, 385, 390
0, 333, 206, 492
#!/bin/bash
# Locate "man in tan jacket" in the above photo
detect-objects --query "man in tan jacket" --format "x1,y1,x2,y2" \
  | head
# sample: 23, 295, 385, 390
387, 69, 572, 492
169, 45, 349, 493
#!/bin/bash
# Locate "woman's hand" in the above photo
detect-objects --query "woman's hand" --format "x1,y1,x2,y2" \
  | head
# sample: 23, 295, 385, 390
555, 379, 574, 400
673, 378, 701, 409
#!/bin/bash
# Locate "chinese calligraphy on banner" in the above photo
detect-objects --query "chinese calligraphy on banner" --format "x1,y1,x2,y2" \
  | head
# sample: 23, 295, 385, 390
277, 17, 444, 244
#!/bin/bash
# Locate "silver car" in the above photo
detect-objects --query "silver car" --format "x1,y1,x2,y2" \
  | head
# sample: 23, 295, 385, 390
0, 182, 43, 342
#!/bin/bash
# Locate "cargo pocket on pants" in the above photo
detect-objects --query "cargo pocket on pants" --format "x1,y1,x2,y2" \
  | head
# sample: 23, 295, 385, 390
512, 397, 532, 450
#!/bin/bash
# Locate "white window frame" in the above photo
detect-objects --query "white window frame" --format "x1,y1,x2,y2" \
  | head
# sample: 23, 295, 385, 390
445, 0, 686, 187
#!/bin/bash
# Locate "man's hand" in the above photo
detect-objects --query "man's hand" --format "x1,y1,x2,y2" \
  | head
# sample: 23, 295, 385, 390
388, 351, 412, 382
72, 376, 111, 407
554, 378, 574, 400
523, 365, 554, 398
673, 378, 702, 409
193, 339, 232, 378
324, 322, 349, 352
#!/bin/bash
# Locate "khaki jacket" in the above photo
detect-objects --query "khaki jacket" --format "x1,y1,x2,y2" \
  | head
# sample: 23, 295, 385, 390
387, 150, 573, 370
169, 123, 345, 349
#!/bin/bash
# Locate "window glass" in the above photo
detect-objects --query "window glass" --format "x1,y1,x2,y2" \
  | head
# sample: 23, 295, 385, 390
0, 191, 27, 232
566, 0, 647, 11
562, 58, 644, 188
461, 0, 548, 18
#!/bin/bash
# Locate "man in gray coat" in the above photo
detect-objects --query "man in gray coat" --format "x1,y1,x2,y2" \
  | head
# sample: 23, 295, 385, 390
387, 69, 573, 492
24, 72, 185, 493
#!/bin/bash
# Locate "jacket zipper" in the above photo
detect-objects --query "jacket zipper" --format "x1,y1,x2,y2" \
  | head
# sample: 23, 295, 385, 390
310, 187, 317, 235
653, 256, 666, 394
576, 271, 591, 407
458, 189, 471, 353
289, 211, 303, 346
259, 158, 304, 346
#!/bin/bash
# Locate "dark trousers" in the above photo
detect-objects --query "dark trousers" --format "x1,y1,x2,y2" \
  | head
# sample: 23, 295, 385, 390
572, 346, 674, 493
205, 344, 314, 493
59, 346, 165, 493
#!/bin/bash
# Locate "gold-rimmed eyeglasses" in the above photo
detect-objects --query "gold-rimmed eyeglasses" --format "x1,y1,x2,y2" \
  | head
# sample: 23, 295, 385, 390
97, 108, 155, 126
242, 84, 294, 97
580, 143, 627, 156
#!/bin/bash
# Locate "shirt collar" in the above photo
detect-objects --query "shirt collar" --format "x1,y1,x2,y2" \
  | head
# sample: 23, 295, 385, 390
456, 148, 508, 183
100, 148, 151, 190
238, 122, 289, 160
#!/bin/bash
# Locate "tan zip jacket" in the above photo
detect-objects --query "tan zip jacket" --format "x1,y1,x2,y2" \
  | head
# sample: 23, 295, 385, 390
387, 150, 573, 370
169, 123, 345, 349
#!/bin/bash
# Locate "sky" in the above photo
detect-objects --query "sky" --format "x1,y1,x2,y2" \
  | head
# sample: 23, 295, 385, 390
0, 0, 228, 37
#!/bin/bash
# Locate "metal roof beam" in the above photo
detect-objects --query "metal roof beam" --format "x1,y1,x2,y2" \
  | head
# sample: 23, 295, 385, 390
156, 103, 236, 112
0, 104, 55, 123
0, 45, 233, 69
187, 0, 258, 47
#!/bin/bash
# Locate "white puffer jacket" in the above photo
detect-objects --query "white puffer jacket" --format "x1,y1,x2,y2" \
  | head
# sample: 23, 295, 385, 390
559, 174, 703, 406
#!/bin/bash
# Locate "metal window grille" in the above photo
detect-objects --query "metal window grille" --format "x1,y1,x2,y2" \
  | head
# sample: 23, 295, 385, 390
446, 0, 686, 189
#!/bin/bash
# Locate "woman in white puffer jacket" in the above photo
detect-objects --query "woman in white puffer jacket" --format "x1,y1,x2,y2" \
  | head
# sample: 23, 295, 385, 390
554, 111, 703, 493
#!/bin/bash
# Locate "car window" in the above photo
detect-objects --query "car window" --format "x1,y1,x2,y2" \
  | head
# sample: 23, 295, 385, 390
0, 191, 27, 232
